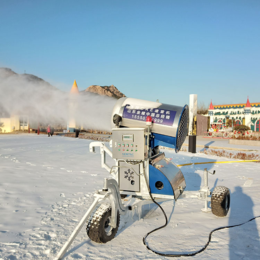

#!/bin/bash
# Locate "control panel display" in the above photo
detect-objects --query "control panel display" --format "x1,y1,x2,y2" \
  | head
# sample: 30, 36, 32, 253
112, 128, 146, 160
122, 134, 134, 142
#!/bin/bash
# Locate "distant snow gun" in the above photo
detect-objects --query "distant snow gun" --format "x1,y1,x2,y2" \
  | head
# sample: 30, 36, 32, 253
55, 97, 230, 259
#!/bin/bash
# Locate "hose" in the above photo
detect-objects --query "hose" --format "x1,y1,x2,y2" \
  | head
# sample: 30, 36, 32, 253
143, 179, 260, 257
143, 129, 260, 256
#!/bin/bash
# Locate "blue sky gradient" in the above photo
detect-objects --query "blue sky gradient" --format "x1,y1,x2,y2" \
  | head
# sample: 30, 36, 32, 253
0, 0, 259, 106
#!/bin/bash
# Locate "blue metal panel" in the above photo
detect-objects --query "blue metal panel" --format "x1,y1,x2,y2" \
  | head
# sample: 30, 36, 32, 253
69, 128, 75, 133
151, 133, 176, 150
149, 165, 174, 196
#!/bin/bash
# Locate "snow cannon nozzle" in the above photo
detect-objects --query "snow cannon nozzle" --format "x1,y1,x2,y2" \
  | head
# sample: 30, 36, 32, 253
113, 114, 122, 127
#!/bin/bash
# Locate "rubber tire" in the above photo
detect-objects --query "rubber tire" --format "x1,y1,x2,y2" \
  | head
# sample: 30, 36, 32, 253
211, 186, 230, 217
87, 204, 120, 243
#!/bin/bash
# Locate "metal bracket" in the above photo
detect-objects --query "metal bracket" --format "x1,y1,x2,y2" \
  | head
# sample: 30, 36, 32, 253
199, 168, 216, 213
103, 178, 128, 227
54, 193, 105, 260
89, 142, 117, 177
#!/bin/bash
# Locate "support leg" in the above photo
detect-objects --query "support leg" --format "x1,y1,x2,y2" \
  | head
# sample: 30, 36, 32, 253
54, 197, 100, 260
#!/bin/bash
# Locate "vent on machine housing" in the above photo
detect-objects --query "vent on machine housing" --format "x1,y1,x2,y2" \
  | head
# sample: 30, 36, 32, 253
176, 105, 189, 152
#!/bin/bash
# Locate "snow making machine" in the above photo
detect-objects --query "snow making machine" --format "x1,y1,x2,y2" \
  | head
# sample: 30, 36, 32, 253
106, 97, 188, 201
55, 97, 230, 259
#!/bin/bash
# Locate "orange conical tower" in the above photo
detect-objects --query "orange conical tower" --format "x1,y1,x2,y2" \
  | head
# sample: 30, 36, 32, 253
68, 80, 79, 133
70, 80, 79, 94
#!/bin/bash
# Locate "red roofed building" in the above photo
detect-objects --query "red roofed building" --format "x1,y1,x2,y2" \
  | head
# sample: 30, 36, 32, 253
208, 97, 260, 132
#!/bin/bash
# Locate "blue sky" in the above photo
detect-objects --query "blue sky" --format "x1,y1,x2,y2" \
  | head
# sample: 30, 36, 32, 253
0, 0, 259, 107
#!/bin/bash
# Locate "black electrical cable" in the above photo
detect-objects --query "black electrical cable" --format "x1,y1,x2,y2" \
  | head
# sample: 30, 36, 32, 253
143, 186, 260, 257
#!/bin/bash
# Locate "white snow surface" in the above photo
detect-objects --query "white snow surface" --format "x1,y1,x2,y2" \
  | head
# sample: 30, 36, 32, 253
0, 134, 260, 260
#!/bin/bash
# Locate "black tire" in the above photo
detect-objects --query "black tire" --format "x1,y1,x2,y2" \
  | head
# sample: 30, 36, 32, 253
211, 186, 230, 217
87, 204, 120, 243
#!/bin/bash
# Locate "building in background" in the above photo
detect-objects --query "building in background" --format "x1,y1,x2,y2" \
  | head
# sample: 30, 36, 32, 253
208, 97, 260, 131
0, 104, 29, 133
0, 115, 29, 133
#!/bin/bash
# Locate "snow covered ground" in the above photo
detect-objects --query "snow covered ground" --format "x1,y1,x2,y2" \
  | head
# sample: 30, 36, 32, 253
183, 136, 260, 153
0, 134, 260, 260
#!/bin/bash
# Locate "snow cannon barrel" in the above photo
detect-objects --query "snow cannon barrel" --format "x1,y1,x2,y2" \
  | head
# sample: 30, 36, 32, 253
111, 97, 189, 152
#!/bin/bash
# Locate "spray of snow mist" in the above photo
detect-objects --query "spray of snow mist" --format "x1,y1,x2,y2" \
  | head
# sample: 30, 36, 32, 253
0, 68, 117, 131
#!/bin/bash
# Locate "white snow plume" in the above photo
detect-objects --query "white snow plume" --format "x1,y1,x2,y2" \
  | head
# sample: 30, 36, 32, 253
0, 68, 117, 131
75, 92, 117, 131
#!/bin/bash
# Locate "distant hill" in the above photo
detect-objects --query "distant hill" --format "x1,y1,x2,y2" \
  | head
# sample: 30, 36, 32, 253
0, 68, 126, 99
0, 68, 15, 78
0, 68, 62, 120
0, 68, 57, 91
85, 85, 126, 99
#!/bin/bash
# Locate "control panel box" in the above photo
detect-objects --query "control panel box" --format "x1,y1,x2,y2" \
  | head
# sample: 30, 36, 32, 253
112, 128, 147, 160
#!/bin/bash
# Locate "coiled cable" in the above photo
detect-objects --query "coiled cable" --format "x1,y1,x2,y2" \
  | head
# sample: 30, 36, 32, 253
143, 183, 260, 257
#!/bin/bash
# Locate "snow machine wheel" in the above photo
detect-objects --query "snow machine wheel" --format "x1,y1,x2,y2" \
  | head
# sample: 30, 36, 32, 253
87, 204, 120, 243
211, 186, 230, 217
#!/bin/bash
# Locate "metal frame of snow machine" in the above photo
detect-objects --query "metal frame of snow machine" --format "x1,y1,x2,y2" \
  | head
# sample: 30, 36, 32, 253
55, 98, 230, 259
